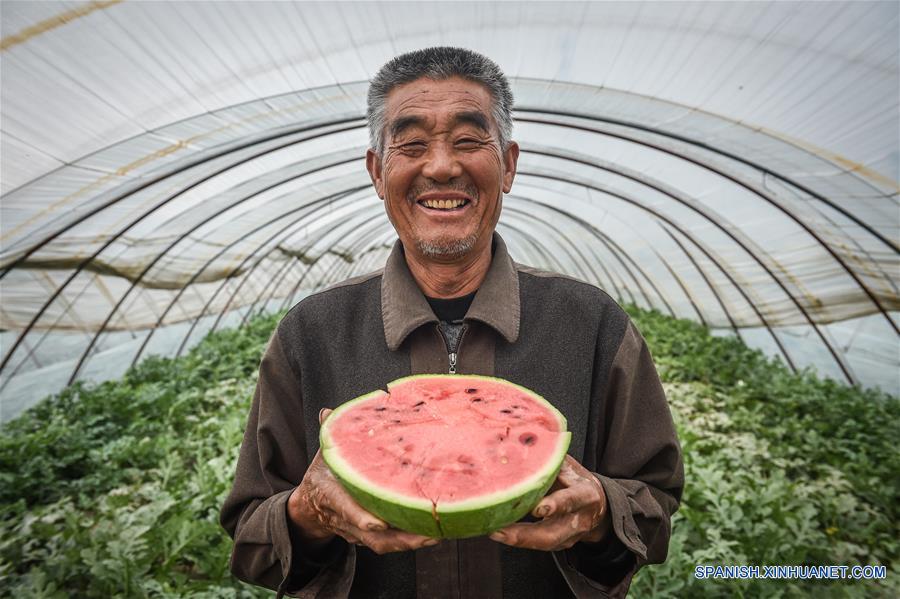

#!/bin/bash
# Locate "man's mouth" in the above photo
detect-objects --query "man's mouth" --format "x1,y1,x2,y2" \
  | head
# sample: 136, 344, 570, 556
417, 197, 471, 211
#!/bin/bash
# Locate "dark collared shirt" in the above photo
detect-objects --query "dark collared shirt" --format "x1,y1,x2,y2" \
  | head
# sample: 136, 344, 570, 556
220, 234, 684, 598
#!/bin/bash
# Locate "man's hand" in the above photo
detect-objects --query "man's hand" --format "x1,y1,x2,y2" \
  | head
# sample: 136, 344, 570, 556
287, 408, 439, 554
489, 455, 610, 551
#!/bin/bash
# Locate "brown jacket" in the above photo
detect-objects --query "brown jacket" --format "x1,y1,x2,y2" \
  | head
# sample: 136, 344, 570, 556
220, 235, 684, 598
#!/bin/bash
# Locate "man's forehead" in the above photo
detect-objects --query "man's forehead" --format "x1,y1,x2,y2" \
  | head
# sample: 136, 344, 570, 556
385, 77, 493, 118
383, 77, 496, 140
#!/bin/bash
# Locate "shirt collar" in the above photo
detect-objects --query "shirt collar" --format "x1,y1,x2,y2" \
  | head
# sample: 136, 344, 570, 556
381, 233, 521, 351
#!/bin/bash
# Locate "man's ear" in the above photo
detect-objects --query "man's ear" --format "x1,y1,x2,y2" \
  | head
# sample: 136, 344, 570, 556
502, 141, 520, 194
366, 149, 385, 200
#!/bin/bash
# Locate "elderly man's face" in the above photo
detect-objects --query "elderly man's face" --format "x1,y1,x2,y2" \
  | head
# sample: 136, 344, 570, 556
366, 76, 519, 262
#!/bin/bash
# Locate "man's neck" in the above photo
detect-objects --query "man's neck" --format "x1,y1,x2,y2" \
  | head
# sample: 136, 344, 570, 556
404, 243, 492, 299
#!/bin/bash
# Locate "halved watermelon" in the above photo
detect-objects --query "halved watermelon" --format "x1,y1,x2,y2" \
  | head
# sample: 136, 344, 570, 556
319, 374, 571, 538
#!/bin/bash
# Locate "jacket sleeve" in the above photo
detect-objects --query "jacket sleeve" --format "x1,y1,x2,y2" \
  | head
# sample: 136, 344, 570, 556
555, 320, 685, 598
219, 329, 353, 597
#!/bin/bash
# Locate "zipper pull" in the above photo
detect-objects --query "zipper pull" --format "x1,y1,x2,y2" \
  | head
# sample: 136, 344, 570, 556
448, 352, 457, 374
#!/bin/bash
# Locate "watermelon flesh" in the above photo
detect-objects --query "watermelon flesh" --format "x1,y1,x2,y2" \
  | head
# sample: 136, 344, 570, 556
320, 375, 571, 538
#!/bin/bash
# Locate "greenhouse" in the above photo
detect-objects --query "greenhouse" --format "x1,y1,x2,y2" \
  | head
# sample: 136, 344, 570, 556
1, 1, 897, 597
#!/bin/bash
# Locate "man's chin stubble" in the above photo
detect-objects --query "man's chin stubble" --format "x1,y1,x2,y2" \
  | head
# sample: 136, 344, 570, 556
416, 233, 479, 261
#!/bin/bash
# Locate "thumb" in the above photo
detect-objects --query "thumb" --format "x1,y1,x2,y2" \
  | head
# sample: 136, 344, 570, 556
318, 408, 333, 425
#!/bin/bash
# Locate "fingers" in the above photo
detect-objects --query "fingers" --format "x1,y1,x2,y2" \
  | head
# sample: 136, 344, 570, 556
489, 515, 586, 551
294, 458, 387, 535
307, 470, 386, 532
330, 491, 388, 533
319, 408, 333, 425
306, 476, 438, 554
309, 499, 439, 554
318, 506, 438, 553
352, 528, 439, 554
493, 467, 607, 551
532, 483, 597, 519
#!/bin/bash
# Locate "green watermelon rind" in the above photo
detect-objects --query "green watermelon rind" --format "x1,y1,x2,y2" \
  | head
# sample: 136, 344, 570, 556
320, 375, 572, 539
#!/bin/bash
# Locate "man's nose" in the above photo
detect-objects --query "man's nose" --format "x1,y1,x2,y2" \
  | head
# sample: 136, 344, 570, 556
421, 142, 463, 182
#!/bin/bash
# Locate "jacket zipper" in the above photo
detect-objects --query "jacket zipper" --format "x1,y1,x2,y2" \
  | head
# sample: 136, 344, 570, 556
438, 323, 467, 374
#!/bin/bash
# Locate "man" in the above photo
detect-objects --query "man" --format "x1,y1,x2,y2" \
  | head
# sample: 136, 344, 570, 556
221, 47, 683, 598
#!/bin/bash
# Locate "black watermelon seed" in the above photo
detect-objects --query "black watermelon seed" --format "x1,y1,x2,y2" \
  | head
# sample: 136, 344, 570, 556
519, 433, 537, 446
465, 388, 478, 394
500, 409, 513, 414
471, 397, 483, 403
413, 401, 425, 407
375, 407, 386, 412
392, 419, 401, 423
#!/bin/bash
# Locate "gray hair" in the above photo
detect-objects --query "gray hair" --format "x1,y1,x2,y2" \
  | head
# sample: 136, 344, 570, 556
367, 47, 514, 155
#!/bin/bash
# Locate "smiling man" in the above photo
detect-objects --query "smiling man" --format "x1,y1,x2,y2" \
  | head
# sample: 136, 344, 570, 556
221, 47, 683, 598
368, 73, 517, 300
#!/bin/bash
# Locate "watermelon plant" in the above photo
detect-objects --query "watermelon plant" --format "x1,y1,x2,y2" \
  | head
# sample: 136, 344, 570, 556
0, 307, 897, 597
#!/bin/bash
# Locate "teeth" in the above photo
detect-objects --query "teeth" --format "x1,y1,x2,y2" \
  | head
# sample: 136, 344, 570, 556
422, 198, 466, 209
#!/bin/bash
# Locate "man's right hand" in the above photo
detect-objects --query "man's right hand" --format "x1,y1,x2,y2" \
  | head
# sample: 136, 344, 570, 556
287, 408, 440, 554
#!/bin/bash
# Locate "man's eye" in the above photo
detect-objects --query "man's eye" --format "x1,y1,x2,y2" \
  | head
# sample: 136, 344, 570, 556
456, 138, 481, 148
400, 142, 427, 153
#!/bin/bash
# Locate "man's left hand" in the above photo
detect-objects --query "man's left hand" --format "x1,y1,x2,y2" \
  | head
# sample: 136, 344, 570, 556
489, 455, 610, 551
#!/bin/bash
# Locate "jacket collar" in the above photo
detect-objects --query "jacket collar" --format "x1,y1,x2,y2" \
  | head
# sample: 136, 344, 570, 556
381, 233, 520, 351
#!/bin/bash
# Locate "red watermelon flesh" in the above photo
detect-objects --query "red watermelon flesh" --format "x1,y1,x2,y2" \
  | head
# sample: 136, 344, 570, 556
320, 375, 571, 538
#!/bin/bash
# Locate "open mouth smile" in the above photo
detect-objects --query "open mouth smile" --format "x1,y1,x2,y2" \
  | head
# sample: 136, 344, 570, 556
417, 197, 471, 211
